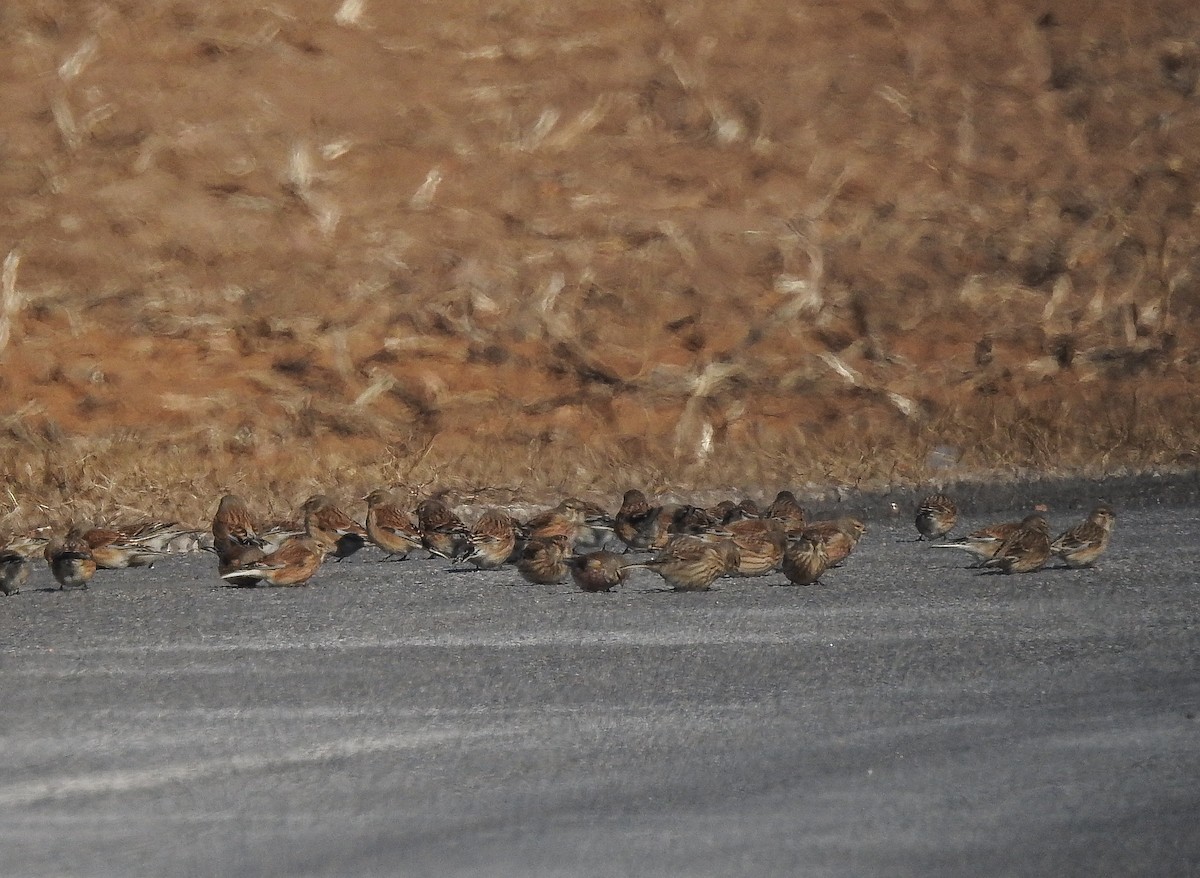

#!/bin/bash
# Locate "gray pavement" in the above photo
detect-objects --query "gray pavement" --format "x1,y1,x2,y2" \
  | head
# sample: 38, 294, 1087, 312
1, 500, 1198, 877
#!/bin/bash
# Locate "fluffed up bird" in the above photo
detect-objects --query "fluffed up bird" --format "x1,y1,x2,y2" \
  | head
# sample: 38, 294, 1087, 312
212, 494, 264, 549
764, 490, 808, 536
302, 495, 369, 561
915, 493, 957, 540
1051, 503, 1115, 569
981, 514, 1052, 574
567, 550, 631, 592
801, 517, 866, 566
220, 534, 332, 587
415, 497, 473, 562
0, 548, 30, 595
364, 489, 423, 561
624, 536, 740, 592
44, 527, 98, 590
780, 535, 830, 586
725, 518, 788, 577
516, 534, 572, 585
466, 508, 520, 570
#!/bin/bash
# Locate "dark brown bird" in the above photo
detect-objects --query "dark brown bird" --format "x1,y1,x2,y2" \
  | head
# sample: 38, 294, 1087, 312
915, 493, 958, 540
526, 497, 614, 552
415, 497, 473, 561
220, 534, 331, 587
82, 527, 167, 569
516, 534, 572, 585
614, 489, 664, 551
214, 539, 267, 584
725, 518, 788, 577
0, 548, 30, 595
44, 527, 98, 590
801, 517, 866, 566
780, 536, 830, 586
625, 536, 740, 592
1051, 503, 1116, 569
567, 550, 630, 592
982, 514, 1052, 574
467, 508, 520, 570
364, 488, 423, 561
212, 494, 264, 549
302, 494, 369, 561
764, 490, 808, 536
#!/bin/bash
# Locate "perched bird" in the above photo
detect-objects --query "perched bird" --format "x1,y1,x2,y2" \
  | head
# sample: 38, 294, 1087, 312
415, 497, 473, 561
44, 527, 98, 590
516, 534, 572, 585
932, 517, 1029, 565
1051, 503, 1116, 569
801, 517, 866, 566
915, 493, 958, 540
82, 527, 166, 569
364, 489, 423, 561
764, 490, 808, 536
302, 495, 368, 561
466, 508, 520, 570
567, 550, 630, 593
625, 536, 740, 592
219, 535, 331, 587
780, 536, 830, 586
982, 514, 1052, 574
0, 548, 30, 596
725, 518, 788, 577
212, 494, 264, 549
213, 539, 267, 584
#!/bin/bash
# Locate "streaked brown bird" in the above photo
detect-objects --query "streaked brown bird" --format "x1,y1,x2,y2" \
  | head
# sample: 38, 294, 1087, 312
364, 489, 423, 561
415, 497, 473, 561
467, 508, 520, 570
614, 489, 662, 551
302, 494, 369, 561
214, 539, 267, 584
0, 548, 30, 595
725, 518, 788, 577
44, 527, 98, 590
780, 536, 830, 586
982, 514, 1052, 574
220, 535, 331, 587
567, 550, 630, 593
516, 534, 572, 585
915, 493, 958, 540
212, 494, 264, 549
801, 517, 866, 566
1051, 504, 1115, 569
931, 517, 1028, 565
625, 536, 740, 592
82, 527, 166, 569
764, 490, 808, 536
526, 497, 614, 552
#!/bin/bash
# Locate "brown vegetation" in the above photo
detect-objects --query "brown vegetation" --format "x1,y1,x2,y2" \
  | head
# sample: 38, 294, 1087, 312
1, 1, 1198, 530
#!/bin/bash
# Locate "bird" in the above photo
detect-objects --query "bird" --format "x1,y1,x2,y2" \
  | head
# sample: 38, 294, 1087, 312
44, 527, 98, 590
466, 508, 520, 569
931, 517, 1030, 565
781, 535, 830, 586
219, 534, 332, 587
363, 488, 423, 561
525, 498, 614, 552
301, 495, 369, 561
801, 517, 866, 566
614, 489, 666, 551
1051, 503, 1115, 568
516, 534, 572, 585
915, 493, 958, 540
0, 548, 30, 595
567, 550, 630, 592
764, 490, 808, 536
725, 518, 788, 577
415, 497, 473, 561
211, 494, 264, 549
982, 514, 1052, 574
213, 539, 267, 584
624, 536, 740, 592
82, 527, 167, 569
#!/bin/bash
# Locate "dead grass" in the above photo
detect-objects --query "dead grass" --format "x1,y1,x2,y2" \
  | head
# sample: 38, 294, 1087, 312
0, 0, 1198, 530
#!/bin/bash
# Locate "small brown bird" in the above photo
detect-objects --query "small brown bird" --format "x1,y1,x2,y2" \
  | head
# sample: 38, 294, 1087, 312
415, 497, 473, 561
214, 539, 267, 584
302, 495, 369, 561
932, 517, 1028, 565
725, 518, 788, 577
516, 534, 572, 585
526, 498, 614, 552
44, 527, 98, 590
982, 514, 1052, 574
915, 493, 958, 540
614, 489, 662, 551
82, 527, 167, 569
625, 536, 740, 592
764, 490, 808, 536
467, 508, 520, 570
0, 549, 30, 595
567, 550, 630, 592
220, 535, 331, 587
364, 489, 423, 561
212, 494, 264, 548
801, 517, 866, 566
1051, 504, 1115, 569
780, 535, 830, 586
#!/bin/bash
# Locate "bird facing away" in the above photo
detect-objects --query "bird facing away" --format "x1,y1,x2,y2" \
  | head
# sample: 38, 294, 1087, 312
302, 495, 369, 561
915, 493, 958, 540
415, 497, 473, 561
516, 534, 572, 585
466, 508, 520, 570
82, 527, 167, 569
0, 549, 30, 596
364, 489, 423, 561
931, 517, 1030, 565
801, 517, 866, 566
982, 514, 1052, 574
44, 527, 98, 590
1051, 503, 1116, 568
764, 490, 808, 536
220, 535, 332, 587
780, 536, 830, 586
214, 539, 267, 584
614, 489, 661, 551
567, 550, 631, 592
212, 494, 264, 549
525, 498, 614, 552
625, 536, 740, 592
725, 518, 788, 577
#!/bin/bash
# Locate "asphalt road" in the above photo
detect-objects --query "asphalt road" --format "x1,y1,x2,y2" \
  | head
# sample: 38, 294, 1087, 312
2, 499, 1198, 877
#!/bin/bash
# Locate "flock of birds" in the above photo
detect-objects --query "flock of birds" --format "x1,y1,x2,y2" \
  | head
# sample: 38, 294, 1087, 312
0, 488, 1116, 597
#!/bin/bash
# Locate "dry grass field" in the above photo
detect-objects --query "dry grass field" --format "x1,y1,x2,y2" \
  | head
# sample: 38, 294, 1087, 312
1, 0, 1198, 528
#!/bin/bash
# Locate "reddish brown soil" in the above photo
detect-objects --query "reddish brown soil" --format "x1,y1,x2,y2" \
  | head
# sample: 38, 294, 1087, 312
1, 1, 1198, 527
